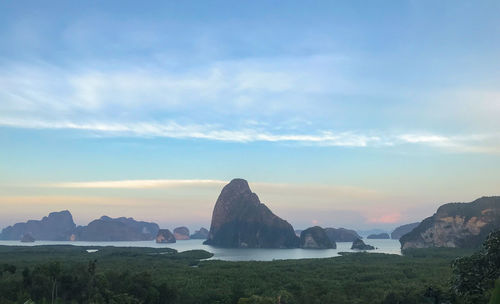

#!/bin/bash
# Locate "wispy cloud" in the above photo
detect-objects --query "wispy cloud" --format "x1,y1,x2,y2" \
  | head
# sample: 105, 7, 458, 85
0, 117, 383, 147
2, 116, 499, 152
48, 179, 227, 189
36, 178, 384, 199
396, 133, 500, 154
1, 59, 500, 152
0, 56, 348, 117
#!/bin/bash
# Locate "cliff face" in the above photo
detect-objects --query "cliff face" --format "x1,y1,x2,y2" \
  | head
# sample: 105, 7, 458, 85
74, 216, 159, 241
204, 179, 300, 248
400, 196, 500, 249
391, 222, 419, 240
300, 226, 336, 249
0, 210, 76, 241
324, 228, 361, 242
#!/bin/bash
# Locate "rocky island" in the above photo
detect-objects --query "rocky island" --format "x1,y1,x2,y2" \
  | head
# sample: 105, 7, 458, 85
73, 216, 159, 241
156, 229, 176, 243
173, 226, 190, 240
204, 178, 300, 248
0, 210, 76, 241
351, 238, 375, 250
325, 227, 362, 242
1, 211, 161, 242
300, 226, 336, 249
190, 228, 209, 239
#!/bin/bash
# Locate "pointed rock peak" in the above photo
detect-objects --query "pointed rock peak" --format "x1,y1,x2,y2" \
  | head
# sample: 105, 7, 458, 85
204, 178, 299, 248
224, 178, 251, 193
217, 179, 260, 209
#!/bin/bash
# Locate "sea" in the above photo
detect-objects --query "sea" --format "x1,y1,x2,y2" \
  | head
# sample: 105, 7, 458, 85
0, 239, 402, 261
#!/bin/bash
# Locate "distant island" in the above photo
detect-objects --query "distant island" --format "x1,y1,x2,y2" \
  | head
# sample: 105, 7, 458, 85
300, 226, 336, 249
351, 238, 375, 250
325, 228, 361, 242
0, 211, 206, 243
367, 233, 390, 239
190, 227, 209, 239
0, 210, 76, 241
391, 222, 420, 240
156, 229, 176, 243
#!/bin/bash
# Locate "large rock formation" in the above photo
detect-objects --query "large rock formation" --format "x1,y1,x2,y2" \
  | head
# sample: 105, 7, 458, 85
391, 222, 419, 240
367, 232, 390, 239
324, 227, 362, 242
0, 210, 76, 241
156, 229, 176, 243
74, 216, 159, 241
173, 226, 190, 240
351, 238, 375, 250
400, 196, 500, 249
300, 226, 336, 249
204, 179, 300, 248
190, 228, 209, 239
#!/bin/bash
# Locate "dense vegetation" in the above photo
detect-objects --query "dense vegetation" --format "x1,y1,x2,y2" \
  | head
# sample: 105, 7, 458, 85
451, 230, 500, 303
0, 234, 497, 304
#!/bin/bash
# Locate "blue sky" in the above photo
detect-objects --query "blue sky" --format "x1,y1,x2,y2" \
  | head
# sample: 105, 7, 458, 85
1, 1, 499, 231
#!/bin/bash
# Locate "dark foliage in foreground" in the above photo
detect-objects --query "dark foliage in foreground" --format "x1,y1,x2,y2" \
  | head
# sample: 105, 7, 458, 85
452, 230, 500, 303
0, 243, 490, 304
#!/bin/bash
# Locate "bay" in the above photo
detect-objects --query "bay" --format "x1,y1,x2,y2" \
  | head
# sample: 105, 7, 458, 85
0, 239, 401, 261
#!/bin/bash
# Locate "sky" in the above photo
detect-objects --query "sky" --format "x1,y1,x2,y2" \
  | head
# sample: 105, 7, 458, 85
1, 0, 499, 231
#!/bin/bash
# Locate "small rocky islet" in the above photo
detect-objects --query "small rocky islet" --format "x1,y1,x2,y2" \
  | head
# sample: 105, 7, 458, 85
155, 229, 176, 243
173, 226, 190, 240
190, 227, 209, 239
299, 226, 336, 249
351, 238, 375, 250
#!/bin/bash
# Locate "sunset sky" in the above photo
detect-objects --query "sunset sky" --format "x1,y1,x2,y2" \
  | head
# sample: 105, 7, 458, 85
1, 1, 500, 231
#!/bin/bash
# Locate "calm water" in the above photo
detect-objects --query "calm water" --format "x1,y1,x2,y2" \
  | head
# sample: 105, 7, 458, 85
0, 239, 402, 261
